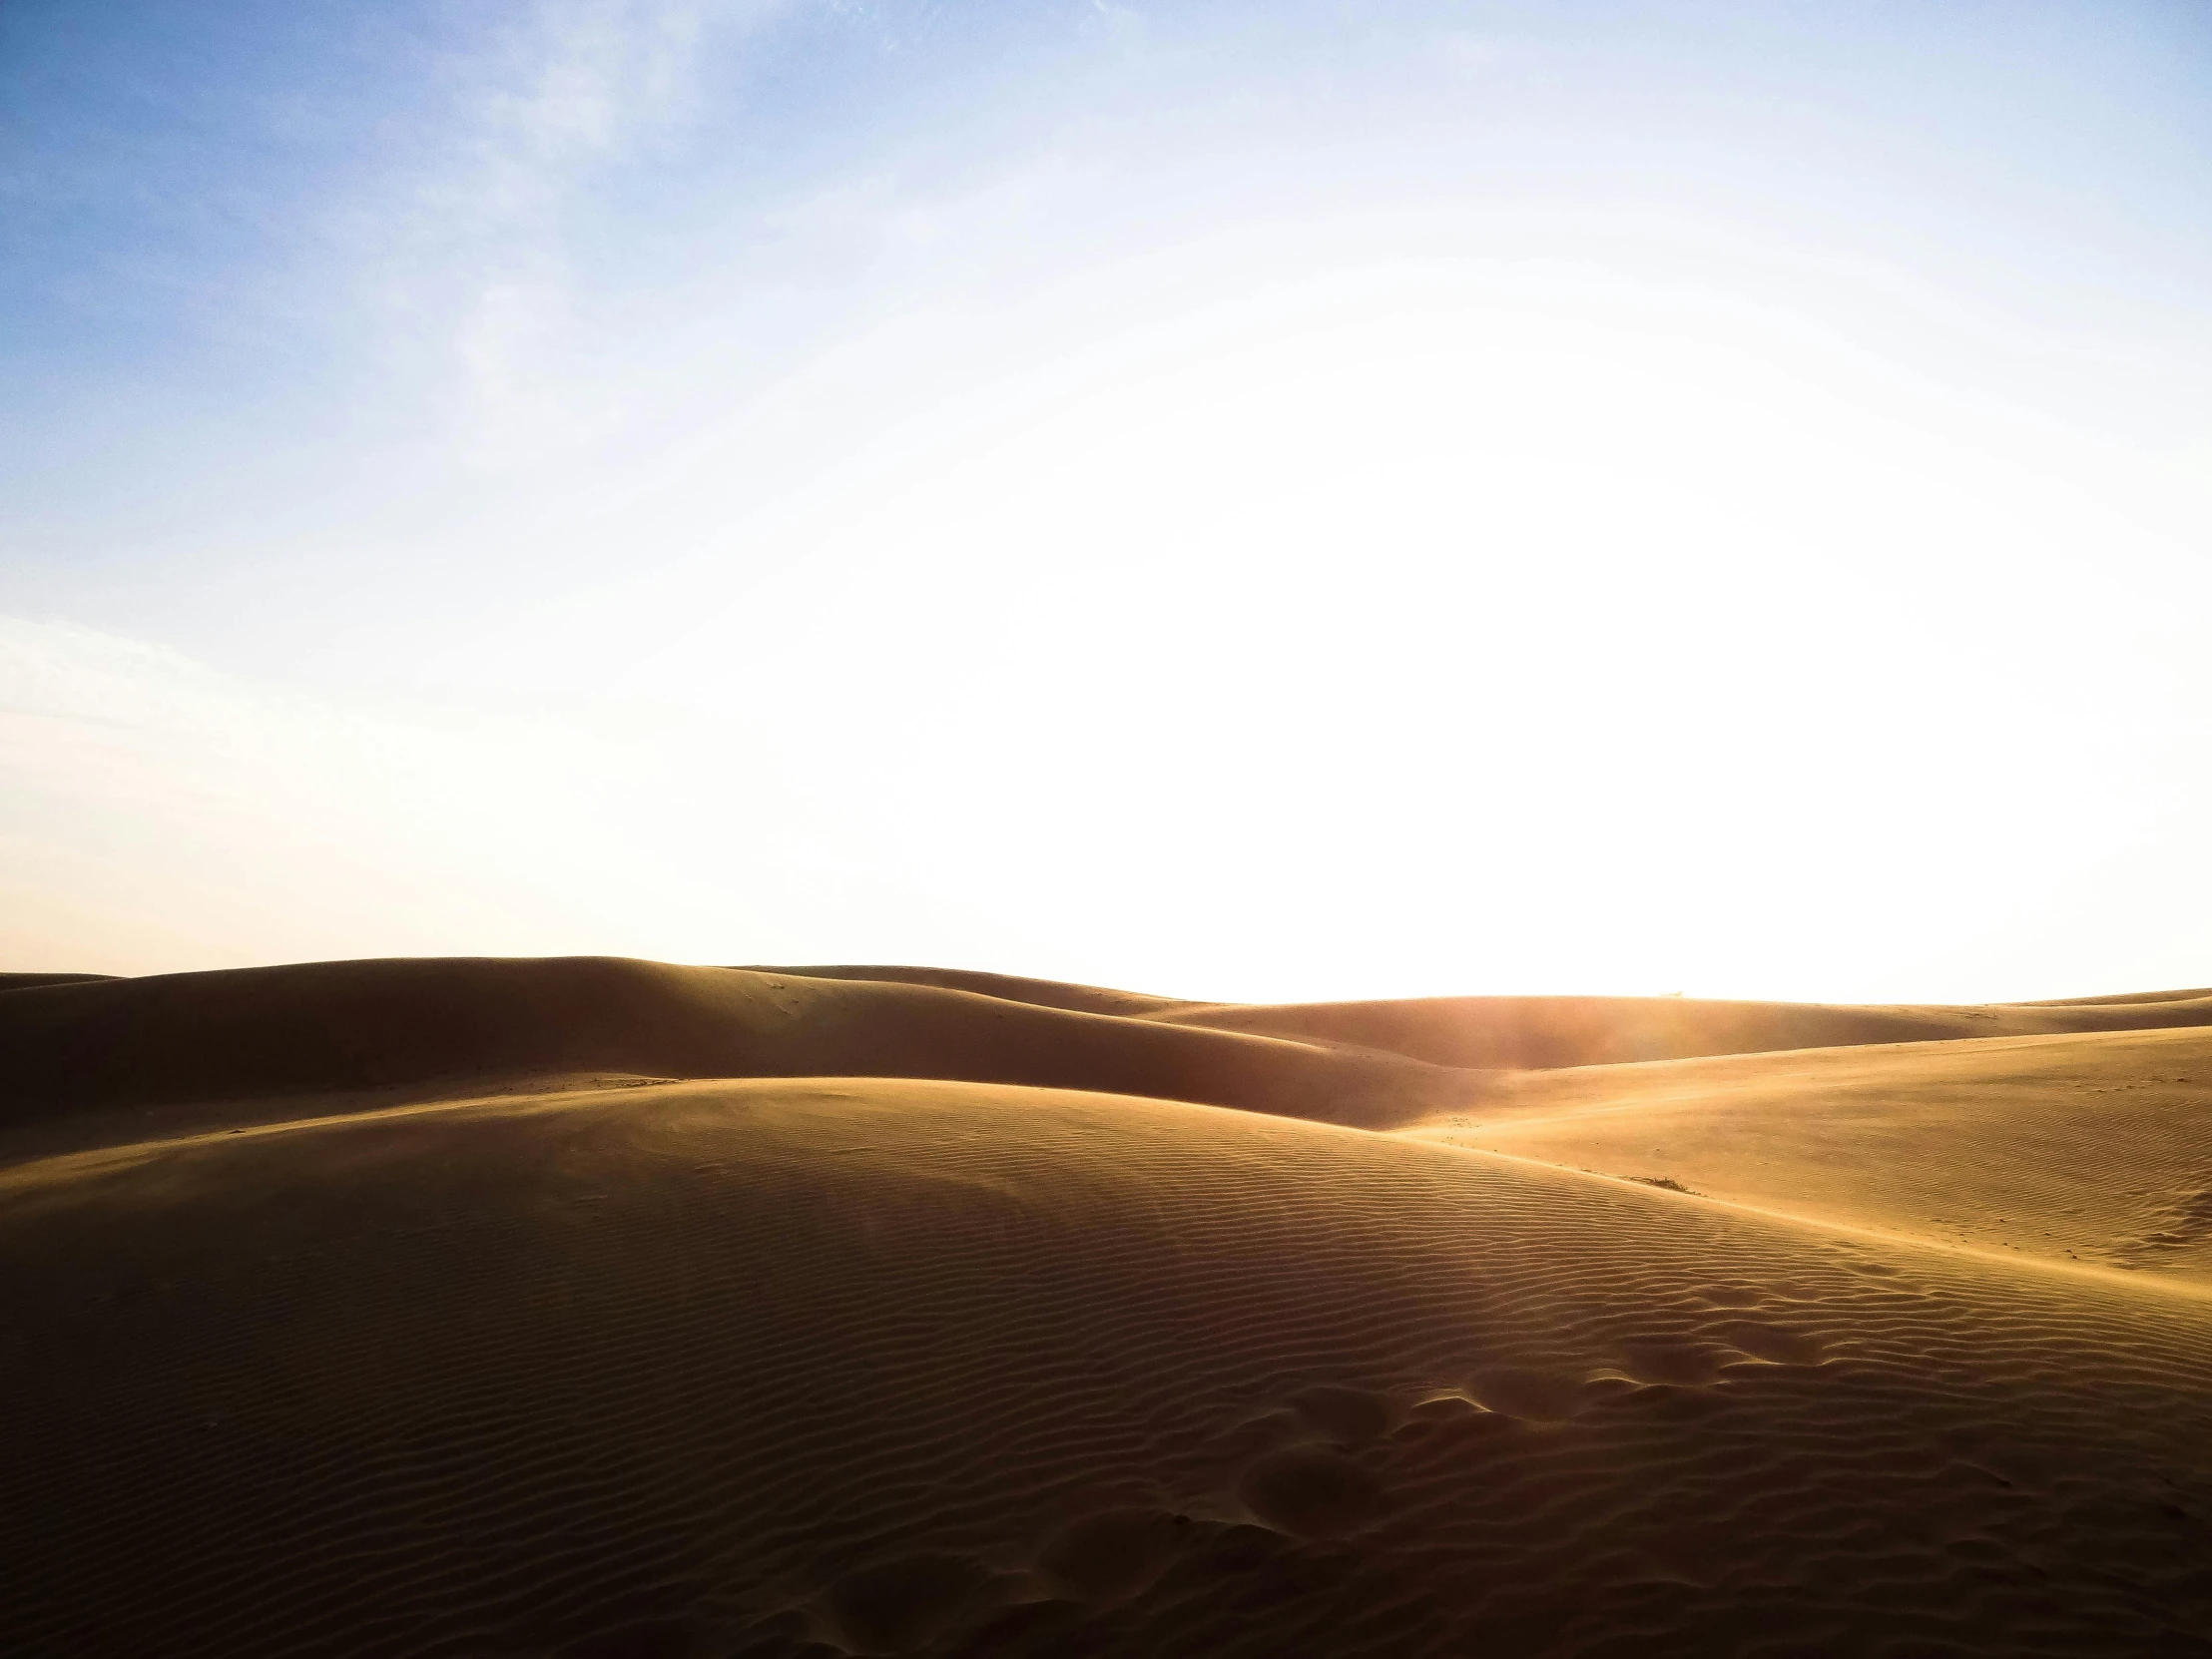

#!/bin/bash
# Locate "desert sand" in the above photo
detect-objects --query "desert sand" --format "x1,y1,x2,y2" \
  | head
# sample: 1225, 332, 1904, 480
3, 959, 2209, 1657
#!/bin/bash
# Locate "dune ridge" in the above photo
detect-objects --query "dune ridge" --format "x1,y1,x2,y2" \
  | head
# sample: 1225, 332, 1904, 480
13, 957, 2211, 1130
0, 970, 116, 991
1152, 987, 2212, 1068
4, 957, 2210, 1657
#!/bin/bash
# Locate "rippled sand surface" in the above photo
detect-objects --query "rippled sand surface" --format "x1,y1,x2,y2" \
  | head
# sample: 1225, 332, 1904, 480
4, 960, 2209, 1656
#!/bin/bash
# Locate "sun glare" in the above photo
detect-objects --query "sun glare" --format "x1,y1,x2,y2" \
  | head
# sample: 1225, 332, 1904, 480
2, 3, 2206, 1000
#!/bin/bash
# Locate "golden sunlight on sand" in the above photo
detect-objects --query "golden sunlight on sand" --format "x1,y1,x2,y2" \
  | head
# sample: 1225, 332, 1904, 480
4, 959, 2209, 1656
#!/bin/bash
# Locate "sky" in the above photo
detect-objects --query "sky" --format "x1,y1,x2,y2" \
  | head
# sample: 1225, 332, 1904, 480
3, 0, 2209, 1002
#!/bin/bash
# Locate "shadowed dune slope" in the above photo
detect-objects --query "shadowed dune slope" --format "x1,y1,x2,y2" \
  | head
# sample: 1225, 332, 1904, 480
1405, 1025, 2212, 1286
1155, 988, 2212, 1068
2, 1077, 2208, 1658
0, 957, 1470, 1131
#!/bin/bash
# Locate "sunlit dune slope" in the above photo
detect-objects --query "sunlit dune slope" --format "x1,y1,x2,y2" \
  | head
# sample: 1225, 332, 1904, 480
2018, 986, 2212, 1007
1154, 987, 2212, 1068
5, 1074, 2210, 1659
0, 957, 1468, 1132
1403, 1025, 2212, 1286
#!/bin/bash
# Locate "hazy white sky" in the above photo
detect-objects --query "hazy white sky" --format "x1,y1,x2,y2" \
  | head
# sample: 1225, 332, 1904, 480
4, 1, 2209, 1000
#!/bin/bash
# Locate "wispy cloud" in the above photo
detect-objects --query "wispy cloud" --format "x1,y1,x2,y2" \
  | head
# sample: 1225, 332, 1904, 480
450, 0, 757, 228
340, 0, 796, 468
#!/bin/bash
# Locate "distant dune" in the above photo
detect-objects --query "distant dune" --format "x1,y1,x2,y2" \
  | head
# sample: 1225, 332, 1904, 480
4, 961, 2209, 1656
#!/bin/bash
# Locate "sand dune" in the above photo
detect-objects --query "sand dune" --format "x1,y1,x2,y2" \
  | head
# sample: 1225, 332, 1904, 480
0, 970, 116, 991
0, 957, 1468, 1133
4, 961, 2210, 1657
1404, 1025, 2212, 1288
742, 965, 1191, 1018
1153, 987, 2212, 1068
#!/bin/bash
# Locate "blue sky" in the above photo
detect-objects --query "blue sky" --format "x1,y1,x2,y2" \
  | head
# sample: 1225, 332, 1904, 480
4, 2, 2210, 995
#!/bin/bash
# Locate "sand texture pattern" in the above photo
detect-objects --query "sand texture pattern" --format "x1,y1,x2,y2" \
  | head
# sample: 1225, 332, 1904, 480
3, 960, 2210, 1658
